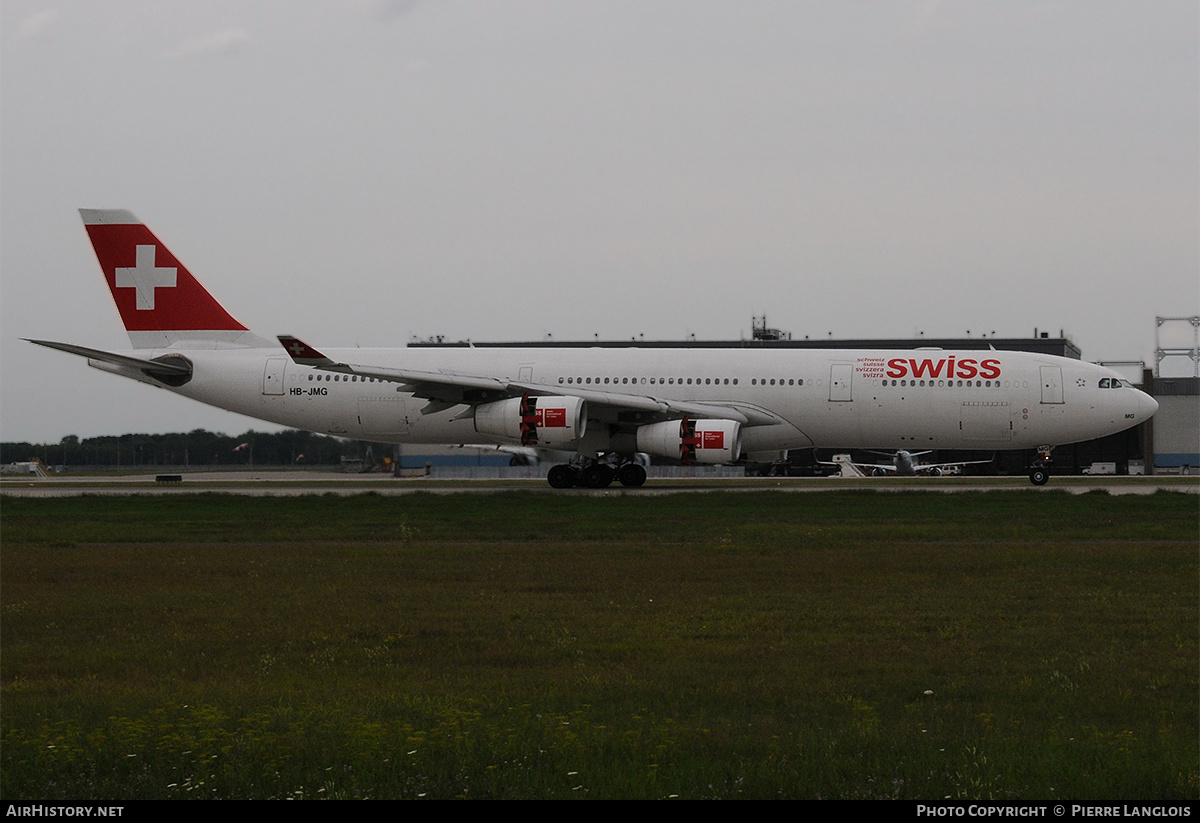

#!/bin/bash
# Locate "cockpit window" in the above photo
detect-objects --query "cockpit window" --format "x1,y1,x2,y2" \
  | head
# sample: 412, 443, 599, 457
1099, 378, 1111, 388
1100, 377, 1135, 389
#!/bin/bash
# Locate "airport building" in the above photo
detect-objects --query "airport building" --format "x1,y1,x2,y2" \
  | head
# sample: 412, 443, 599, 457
1148, 377, 1200, 471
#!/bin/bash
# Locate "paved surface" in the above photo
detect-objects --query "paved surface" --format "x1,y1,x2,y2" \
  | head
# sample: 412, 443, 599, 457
2, 471, 1196, 497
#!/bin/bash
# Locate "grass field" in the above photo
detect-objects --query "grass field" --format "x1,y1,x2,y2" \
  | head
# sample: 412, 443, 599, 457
2, 490, 1196, 799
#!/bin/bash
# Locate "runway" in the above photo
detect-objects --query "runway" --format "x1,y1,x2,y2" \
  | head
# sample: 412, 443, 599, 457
2, 471, 1196, 497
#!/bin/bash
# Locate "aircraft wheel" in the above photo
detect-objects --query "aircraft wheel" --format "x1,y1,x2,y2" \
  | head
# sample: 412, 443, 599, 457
1029, 468, 1049, 486
581, 464, 614, 488
547, 464, 576, 489
617, 463, 647, 487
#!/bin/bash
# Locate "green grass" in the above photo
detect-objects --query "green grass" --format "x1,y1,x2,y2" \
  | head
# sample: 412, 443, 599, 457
2, 491, 1196, 799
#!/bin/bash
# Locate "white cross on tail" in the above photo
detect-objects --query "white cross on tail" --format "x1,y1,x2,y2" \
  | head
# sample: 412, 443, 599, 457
115, 245, 177, 310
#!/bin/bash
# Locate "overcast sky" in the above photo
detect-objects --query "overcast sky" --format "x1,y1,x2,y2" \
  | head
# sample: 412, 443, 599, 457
2, 0, 1196, 443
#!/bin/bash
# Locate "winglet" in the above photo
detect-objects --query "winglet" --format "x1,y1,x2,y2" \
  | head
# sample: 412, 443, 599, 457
278, 335, 345, 368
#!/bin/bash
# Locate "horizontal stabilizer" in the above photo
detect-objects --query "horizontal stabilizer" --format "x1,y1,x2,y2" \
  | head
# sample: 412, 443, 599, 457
27, 339, 193, 385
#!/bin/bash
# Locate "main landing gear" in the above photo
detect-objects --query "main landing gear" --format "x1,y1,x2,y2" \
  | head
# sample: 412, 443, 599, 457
547, 459, 647, 489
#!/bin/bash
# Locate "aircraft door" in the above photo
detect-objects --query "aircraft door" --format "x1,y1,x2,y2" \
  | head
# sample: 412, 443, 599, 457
262, 357, 286, 395
961, 401, 1014, 443
829, 364, 853, 402
1039, 365, 1064, 404
357, 396, 410, 436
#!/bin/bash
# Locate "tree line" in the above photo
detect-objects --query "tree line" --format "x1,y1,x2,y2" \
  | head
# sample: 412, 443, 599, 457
1, 429, 384, 469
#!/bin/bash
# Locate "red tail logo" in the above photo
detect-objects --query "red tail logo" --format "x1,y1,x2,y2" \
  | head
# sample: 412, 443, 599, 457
81, 209, 247, 335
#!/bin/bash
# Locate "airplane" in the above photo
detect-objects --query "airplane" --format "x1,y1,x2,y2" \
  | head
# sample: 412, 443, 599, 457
818, 449, 994, 477
28, 209, 1159, 489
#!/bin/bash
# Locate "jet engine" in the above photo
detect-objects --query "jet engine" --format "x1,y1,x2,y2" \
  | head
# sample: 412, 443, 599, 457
635, 417, 741, 464
474, 394, 586, 449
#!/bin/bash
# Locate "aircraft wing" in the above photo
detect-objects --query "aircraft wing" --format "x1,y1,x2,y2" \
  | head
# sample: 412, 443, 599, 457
277, 335, 768, 425
917, 458, 995, 472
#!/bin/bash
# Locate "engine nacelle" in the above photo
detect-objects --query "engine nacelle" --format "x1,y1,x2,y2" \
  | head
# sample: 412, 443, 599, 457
474, 395, 586, 449
635, 418, 742, 464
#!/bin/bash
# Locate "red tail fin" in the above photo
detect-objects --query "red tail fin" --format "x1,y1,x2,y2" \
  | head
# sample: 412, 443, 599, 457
80, 209, 264, 349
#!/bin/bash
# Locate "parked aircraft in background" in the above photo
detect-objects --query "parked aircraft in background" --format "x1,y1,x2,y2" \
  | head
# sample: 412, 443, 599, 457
819, 449, 994, 477
29, 210, 1158, 488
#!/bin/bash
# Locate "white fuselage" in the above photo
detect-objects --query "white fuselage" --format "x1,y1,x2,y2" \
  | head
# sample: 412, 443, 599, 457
102, 345, 1158, 457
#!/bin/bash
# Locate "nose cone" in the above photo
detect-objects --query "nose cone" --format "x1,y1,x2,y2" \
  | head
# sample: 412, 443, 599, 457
1140, 391, 1159, 421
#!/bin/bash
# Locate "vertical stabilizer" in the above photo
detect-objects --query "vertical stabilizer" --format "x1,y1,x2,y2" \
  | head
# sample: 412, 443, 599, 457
80, 209, 268, 349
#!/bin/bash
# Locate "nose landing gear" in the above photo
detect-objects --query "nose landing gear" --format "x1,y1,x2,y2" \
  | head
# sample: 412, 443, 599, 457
1029, 446, 1053, 486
